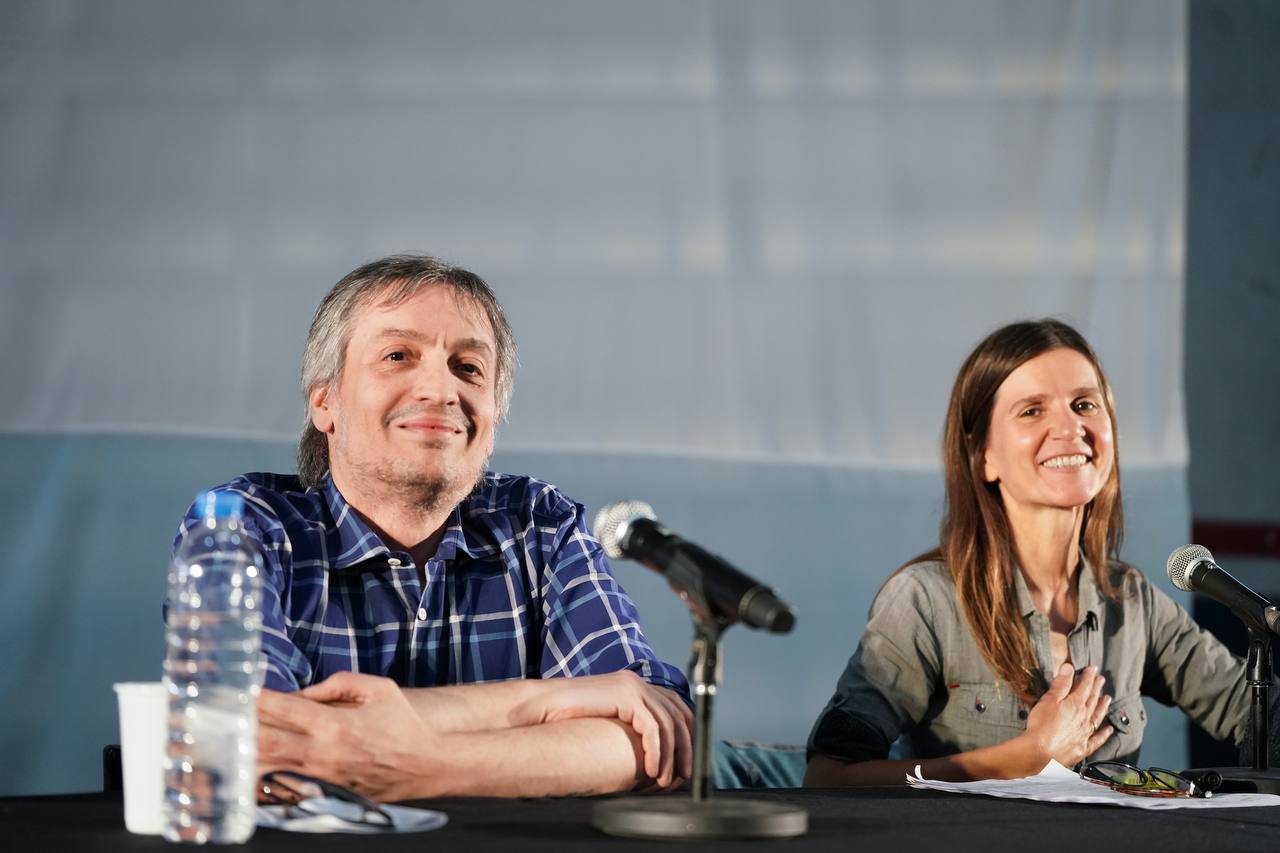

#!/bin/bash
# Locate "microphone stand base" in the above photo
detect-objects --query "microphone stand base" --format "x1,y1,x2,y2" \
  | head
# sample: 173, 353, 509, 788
1182, 766, 1280, 795
593, 796, 808, 840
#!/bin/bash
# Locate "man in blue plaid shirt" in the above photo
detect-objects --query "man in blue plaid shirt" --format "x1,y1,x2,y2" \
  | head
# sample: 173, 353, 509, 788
180, 255, 691, 800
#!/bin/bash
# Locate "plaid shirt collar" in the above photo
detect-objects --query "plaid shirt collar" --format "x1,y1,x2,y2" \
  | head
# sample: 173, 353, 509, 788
318, 473, 480, 570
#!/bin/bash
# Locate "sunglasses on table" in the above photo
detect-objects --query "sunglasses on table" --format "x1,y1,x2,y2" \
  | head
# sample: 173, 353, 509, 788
1079, 761, 1207, 799
260, 770, 395, 828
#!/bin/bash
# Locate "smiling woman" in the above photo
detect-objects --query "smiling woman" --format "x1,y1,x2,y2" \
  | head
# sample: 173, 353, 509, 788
982, 348, 1115, 517
804, 319, 1275, 788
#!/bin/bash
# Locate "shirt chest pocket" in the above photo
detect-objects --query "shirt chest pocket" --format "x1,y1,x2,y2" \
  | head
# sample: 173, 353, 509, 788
931, 682, 1030, 752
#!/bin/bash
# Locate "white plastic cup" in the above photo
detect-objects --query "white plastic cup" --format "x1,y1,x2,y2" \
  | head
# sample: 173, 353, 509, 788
113, 681, 169, 835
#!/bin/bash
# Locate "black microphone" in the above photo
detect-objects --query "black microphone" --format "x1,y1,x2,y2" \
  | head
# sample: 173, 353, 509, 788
593, 500, 795, 633
1167, 544, 1280, 636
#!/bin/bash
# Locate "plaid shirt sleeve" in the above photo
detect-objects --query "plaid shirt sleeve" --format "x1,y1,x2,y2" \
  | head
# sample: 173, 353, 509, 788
174, 485, 313, 693
533, 488, 691, 703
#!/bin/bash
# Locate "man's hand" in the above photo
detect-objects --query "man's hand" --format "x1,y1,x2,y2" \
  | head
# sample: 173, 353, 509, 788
258, 672, 438, 802
506, 672, 694, 790
1024, 663, 1114, 768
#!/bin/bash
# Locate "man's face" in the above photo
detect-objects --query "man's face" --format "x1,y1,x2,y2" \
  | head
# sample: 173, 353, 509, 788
310, 284, 498, 511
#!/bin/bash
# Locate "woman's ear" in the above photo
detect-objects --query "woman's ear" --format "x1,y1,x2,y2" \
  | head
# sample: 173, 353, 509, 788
981, 448, 1000, 484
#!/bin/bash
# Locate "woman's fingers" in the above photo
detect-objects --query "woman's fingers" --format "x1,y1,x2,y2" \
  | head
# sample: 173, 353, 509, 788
1085, 724, 1115, 755
1065, 666, 1104, 717
1025, 663, 1119, 766
1067, 668, 1114, 764
1089, 693, 1113, 730
1044, 662, 1076, 700
1076, 665, 1099, 694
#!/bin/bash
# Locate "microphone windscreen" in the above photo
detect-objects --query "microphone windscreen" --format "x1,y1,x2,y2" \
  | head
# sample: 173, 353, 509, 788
592, 500, 656, 560
1167, 544, 1214, 592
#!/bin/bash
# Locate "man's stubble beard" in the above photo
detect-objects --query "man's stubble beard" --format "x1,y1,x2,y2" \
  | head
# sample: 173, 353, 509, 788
368, 451, 489, 516
333, 419, 490, 518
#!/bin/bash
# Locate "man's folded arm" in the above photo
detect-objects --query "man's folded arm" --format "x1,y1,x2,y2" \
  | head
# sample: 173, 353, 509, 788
297, 669, 692, 790
429, 717, 650, 798
258, 674, 668, 800
395, 679, 542, 732
393, 673, 680, 732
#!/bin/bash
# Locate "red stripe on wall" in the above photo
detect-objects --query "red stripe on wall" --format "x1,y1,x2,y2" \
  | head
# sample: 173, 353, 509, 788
1190, 520, 1280, 558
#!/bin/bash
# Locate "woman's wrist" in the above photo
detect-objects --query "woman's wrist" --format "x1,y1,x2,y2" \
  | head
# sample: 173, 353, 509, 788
1006, 731, 1052, 777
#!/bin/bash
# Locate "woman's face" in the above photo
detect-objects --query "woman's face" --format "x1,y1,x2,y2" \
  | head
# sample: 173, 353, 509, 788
981, 347, 1115, 514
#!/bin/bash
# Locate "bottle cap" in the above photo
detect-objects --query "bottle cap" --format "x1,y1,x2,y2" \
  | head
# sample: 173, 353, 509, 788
194, 490, 245, 520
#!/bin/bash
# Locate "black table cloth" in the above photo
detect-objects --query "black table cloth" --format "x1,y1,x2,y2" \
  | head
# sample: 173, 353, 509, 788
4, 788, 1277, 852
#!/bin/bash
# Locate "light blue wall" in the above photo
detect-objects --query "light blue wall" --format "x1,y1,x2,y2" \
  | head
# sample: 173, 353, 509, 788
0, 434, 1191, 795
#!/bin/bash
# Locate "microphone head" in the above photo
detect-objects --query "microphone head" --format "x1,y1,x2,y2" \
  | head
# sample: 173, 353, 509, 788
592, 500, 656, 560
1167, 544, 1215, 592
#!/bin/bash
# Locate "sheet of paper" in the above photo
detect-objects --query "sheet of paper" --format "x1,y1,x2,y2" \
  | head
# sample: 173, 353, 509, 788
906, 760, 1280, 809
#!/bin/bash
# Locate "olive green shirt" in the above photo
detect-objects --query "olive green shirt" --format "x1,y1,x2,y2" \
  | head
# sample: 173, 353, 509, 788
809, 560, 1259, 766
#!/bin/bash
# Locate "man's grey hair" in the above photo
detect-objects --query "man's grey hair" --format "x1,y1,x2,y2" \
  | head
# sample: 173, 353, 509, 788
297, 254, 517, 488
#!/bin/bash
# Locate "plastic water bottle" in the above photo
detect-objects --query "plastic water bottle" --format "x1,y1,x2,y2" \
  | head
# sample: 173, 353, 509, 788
164, 491, 265, 844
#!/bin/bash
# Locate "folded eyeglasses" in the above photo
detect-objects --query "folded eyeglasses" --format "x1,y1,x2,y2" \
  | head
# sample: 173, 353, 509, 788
1079, 760, 1206, 799
260, 770, 395, 828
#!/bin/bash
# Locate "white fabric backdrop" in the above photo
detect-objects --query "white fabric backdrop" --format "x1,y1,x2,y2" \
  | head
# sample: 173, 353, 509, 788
0, 0, 1191, 795
1, 0, 1185, 466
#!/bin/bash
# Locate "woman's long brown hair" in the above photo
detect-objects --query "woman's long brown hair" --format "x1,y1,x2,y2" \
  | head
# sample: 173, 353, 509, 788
914, 319, 1128, 703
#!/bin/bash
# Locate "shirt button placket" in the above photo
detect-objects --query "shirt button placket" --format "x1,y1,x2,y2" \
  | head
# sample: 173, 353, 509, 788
388, 556, 426, 623
418, 559, 439, 625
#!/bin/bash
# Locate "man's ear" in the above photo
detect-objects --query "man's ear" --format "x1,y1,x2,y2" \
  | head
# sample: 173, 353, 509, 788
309, 384, 335, 434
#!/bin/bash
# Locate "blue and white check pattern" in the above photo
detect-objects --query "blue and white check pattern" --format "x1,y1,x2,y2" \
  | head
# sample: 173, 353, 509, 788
175, 472, 689, 700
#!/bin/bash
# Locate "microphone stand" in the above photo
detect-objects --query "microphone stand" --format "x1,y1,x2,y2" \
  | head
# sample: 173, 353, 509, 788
689, 622, 721, 803
593, 607, 808, 839
1183, 621, 1280, 794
